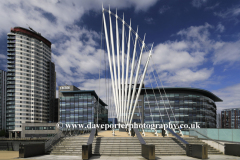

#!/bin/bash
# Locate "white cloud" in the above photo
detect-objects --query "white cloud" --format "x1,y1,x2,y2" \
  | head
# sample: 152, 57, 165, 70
0, 0, 158, 89
142, 22, 239, 87
144, 17, 154, 24
177, 23, 213, 43
174, 23, 240, 66
159, 5, 170, 14
213, 40, 240, 65
205, 3, 219, 10
191, 0, 208, 8
0, 54, 7, 59
167, 68, 214, 83
149, 41, 206, 72
213, 83, 240, 113
214, 5, 240, 22
0, 0, 158, 36
140, 23, 217, 86
216, 23, 225, 33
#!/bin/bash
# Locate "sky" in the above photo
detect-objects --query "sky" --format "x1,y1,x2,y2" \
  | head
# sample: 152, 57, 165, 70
0, 0, 240, 115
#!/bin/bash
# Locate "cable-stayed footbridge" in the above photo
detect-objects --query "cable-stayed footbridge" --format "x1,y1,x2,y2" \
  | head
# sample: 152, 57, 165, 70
101, 6, 177, 128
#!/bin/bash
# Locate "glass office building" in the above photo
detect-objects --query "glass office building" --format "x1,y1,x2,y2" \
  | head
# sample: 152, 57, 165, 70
59, 85, 108, 129
133, 87, 222, 129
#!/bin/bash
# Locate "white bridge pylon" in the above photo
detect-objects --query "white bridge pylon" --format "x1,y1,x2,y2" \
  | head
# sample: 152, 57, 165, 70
102, 6, 154, 124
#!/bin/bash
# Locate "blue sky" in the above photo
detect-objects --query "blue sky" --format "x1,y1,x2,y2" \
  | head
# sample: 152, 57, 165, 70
0, 0, 240, 114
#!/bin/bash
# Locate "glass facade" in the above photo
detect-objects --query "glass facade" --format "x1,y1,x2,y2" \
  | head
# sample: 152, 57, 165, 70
190, 128, 240, 142
144, 93, 217, 128
141, 88, 221, 130
59, 91, 108, 129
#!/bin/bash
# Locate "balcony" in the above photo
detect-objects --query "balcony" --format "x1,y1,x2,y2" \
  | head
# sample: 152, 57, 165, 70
7, 77, 15, 80
6, 110, 15, 113
7, 61, 15, 64
7, 90, 15, 92
7, 48, 15, 51
7, 83, 15, 86
7, 65, 15, 68
7, 36, 15, 39
7, 44, 15, 47
7, 69, 15, 72
7, 94, 15, 96
7, 53, 15, 56
6, 122, 15, 125
6, 114, 15, 117
7, 73, 15, 76
7, 40, 15, 43
7, 85, 15, 89
7, 57, 15, 60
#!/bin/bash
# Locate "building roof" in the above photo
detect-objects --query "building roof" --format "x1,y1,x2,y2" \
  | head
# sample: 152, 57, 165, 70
10, 27, 51, 48
60, 90, 108, 106
141, 87, 223, 102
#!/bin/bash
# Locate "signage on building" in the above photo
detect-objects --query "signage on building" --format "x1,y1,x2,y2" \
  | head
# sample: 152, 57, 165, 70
60, 86, 70, 90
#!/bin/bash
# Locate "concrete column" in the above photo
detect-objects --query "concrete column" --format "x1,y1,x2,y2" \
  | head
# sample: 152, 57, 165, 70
9, 132, 12, 138
15, 132, 17, 138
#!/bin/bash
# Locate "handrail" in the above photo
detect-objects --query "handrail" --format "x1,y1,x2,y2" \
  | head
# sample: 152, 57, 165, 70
167, 128, 189, 144
134, 128, 146, 144
87, 128, 96, 145
45, 130, 63, 152
190, 129, 224, 146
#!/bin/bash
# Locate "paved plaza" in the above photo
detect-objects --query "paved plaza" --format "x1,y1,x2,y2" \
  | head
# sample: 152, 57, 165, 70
0, 131, 238, 160
1, 151, 240, 160
80, 130, 188, 137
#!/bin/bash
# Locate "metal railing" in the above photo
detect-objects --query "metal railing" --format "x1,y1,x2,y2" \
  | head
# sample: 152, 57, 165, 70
167, 128, 189, 144
45, 130, 63, 152
87, 128, 96, 145
134, 128, 146, 144
0, 137, 49, 141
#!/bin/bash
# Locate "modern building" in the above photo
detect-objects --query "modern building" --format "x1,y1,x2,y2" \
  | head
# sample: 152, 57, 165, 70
20, 122, 58, 138
0, 70, 7, 131
221, 108, 240, 129
6, 27, 56, 137
126, 87, 222, 129
59, 85, 108, 129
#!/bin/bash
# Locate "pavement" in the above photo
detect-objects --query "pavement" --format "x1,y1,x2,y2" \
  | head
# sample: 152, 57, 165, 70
80, 130, 188, 137
17, 155, 240, 160
1, 152, 240, 160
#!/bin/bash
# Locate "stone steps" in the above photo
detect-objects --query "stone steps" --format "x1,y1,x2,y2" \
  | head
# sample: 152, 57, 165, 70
181, 137, 223, 155
50, 136, 223, 156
